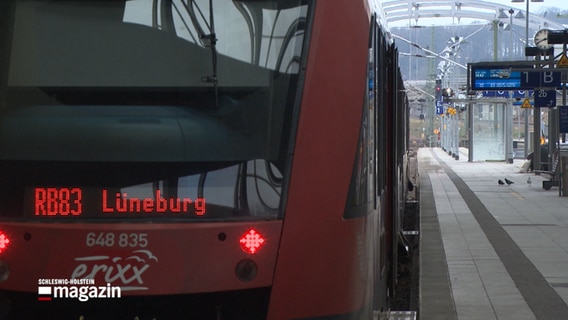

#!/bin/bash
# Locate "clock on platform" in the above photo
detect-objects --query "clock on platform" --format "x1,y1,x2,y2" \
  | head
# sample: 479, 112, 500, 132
534, 29, 552, 50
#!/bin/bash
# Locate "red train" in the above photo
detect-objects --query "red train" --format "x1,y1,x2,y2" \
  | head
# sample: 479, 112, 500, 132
0, 0, 409, 319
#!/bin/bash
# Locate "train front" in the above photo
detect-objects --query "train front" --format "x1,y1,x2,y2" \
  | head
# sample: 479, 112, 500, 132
0, 0, 310, 318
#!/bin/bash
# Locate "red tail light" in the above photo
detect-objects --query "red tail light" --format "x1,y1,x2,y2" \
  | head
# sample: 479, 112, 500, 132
0, 231, 10, 255
239, 229, 265, 255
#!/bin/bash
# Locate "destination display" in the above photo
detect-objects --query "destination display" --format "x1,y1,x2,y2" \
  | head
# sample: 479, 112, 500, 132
469, 63, 563, 91
29, 187, 206, 218
471, 67, 523, 89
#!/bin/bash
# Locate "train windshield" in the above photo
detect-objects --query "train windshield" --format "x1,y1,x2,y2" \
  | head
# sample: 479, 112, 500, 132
0, 0, 310, 221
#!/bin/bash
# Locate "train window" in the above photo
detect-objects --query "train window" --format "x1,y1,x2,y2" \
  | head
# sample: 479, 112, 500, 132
0, 0, 310, 221
8, 0, 307, 86
344, 95, 373, 218
344, 30, 376, 219
122, 0, 305, 74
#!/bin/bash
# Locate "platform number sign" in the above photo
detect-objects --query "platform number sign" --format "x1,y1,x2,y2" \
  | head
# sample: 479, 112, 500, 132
534, 90, 556, 108
436, 101, 444, 115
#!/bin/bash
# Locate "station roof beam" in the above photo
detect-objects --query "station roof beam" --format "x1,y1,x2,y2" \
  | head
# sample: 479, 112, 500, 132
377, 0, 565, 36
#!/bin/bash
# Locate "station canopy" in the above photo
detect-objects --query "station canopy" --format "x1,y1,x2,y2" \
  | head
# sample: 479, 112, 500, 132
374, 0, 565, 32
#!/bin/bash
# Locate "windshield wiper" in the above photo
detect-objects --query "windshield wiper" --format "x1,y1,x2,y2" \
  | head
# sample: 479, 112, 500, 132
187, 0, 219, 108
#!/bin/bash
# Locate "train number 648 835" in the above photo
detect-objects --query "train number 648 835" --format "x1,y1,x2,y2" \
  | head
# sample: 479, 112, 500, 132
85, 232, 148, 248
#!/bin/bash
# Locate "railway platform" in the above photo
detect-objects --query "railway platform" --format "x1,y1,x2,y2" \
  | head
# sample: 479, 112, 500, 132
418, 147, 568, 320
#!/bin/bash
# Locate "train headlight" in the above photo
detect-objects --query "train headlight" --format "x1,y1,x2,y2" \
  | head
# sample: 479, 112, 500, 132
0, 260, 9, 282
235, 259, 257, 282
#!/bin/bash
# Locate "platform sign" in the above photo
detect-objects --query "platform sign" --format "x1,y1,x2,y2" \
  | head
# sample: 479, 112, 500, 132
513, 90, 533, 99
560, 106, 568, 134
470, 62, 562, 90
435, 101, 444, 115
521, 71, 562, 89
534, 89, 556, 108
479, 90, 534, 98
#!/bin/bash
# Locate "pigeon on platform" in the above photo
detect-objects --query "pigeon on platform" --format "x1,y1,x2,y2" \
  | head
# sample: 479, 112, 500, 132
504, 178, 514, 186
498, 179, 505, 186
527, 177, 532, 187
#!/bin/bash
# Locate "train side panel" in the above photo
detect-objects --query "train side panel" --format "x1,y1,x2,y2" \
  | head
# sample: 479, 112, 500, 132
268, 0, 373, 319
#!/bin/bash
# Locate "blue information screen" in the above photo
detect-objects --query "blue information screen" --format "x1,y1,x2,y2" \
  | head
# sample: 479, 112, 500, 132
471, 67, 522, 90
